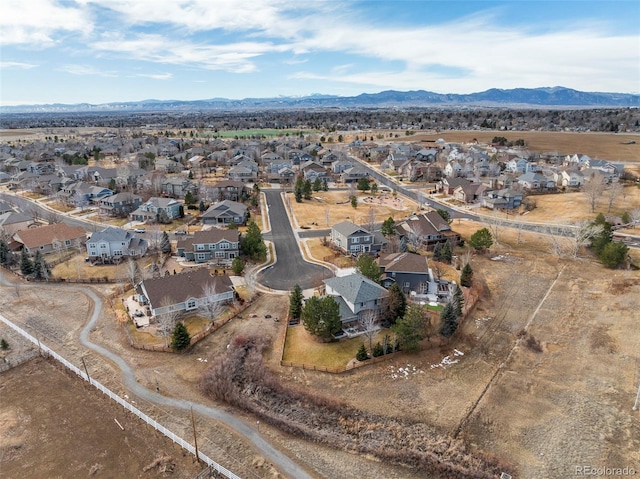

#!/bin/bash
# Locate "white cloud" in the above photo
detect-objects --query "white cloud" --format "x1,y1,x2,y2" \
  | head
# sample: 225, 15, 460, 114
57, 64, 117, 77
0, 61, 38, 70
134, 73, 173, 80
0, 0, 92, 46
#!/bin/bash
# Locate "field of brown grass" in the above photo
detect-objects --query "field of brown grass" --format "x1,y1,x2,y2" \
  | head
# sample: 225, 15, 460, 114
287, 190, 418, 230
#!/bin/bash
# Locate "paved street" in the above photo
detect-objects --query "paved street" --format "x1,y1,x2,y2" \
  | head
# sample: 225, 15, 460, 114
259, 190, 331, 291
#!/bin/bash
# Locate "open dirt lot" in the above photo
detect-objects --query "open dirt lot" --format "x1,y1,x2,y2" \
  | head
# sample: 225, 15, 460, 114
0, 357, 203, 479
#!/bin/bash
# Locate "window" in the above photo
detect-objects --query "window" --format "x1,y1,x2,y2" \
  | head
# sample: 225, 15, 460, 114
220, 242, 228, 249
100, 244, 107, 248
114, 250, 122, 256
196, 244, 205, 250
65, 240, 71, 246
215, 251, 225, 258
196, 253, 206, 261
391, 272, 396, 278
186, 299, 197, 310
404, 282, 410, 288
351, 236, 359, 244
208, 244, 216, 250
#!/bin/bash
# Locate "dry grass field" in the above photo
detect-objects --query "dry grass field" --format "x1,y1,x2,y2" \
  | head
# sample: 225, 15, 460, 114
393, 130, 640, 163
286, 190, 419, 230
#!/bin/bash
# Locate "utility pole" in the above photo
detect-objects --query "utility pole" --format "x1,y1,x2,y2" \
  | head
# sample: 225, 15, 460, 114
633, 382, 640, 411
81, 356, 91, 385
190, 406, 200, 464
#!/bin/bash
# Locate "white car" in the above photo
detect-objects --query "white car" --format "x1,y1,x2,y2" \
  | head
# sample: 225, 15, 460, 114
134, 228, 146, 233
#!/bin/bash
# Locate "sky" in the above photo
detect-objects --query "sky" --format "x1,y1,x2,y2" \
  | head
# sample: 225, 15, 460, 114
1, 0, 639, 106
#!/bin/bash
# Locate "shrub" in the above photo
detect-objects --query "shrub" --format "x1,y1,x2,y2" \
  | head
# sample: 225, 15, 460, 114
356, 343, 369, 361
372, 342, 384, 357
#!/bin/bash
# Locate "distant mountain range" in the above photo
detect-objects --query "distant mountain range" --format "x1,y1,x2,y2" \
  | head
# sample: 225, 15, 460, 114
2, 87, 638, 113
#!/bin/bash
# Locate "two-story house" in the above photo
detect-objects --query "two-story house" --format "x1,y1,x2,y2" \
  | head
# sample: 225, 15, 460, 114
322, 273, 389, 326
98, 192, 142, 217
482, 188, 523, 210
378, 252, 435, 297
330, 221, 379, 254
210, 180, 247, 201
395, 211, 461, 251
176, 229, 240, 264
130, 197, 182, 223
86, 227, 148, 262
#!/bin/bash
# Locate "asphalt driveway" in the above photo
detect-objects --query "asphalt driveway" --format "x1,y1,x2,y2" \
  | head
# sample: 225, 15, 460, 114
259, 190, 331, 291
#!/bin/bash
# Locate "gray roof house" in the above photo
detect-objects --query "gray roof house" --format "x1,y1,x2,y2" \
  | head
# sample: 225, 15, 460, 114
176, 229, 240, 265
330, 221, 382, 254
136, 268, 234, 319
395, 212, 461, 251
86, 227, 148, 261
202, 200, 248, 226
482, 188, 523, 210
130, 197, 182, 223
322, 273, 389, 325
98, 192, 142, 217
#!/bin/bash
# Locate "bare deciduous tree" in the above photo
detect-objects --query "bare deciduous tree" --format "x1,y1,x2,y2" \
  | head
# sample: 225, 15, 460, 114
568, 220, 604, 258
363, 206, 376, 233
582, 176, 605, 213
157, 296, 180, 347
199, 282, 225, 325
630, 207, 640, 228
358, 309, 379, 354
126, 258, 141, 288
606, 182, 623, 213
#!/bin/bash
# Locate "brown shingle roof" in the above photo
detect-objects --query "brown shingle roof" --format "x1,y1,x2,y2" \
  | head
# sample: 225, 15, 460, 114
141, 268, 233, 309
378, 252, 430, 274
14, 223, 86, 249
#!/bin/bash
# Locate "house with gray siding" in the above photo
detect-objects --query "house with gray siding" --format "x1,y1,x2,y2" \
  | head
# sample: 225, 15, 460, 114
378, 252, 435, 297
322, 273, 389, 325
86, 227, 148, 261
176, 229, 239, 265
202, 200, 248, 226
330, 221, 380, 254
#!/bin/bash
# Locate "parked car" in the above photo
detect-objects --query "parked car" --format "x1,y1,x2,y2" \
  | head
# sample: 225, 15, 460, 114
134, 228, 146, 233
175, 229, 187, 235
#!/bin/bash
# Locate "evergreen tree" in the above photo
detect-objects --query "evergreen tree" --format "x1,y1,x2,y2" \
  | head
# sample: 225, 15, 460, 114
228, 220, 238, 230
355, 254, 381, 283
184, 190, 195, 206
231, 256, 244, 275
441, 241, 453, 264
0, 339, 8, 350
370, 182, 378, 195
350, 195, 358, 208
599, 241, 629, 268
240, 220, 267, 261
469, 228, 493, 251
312, 177, 322, 192
199, 199, 206, 213
322, 180, 328, 192
20, 250, 34, 276
357, 177, 371, 192
440, 301, 458, 338
160, 231, 172, 254
392, 305, 427, 353
0, 238, 9, 265
590, 215, 613, 256
381, 217, 396, 237
171, 322, 191, 351
301, 296, 341, 340
433, 242, 443, 261
356, 343, 369, 361
32, 250, 49, 280
294, 177, 304, 203
289, 284, 303, 319
460, 263, 473, 287
386, 283, 406, 325
303, 179, 312, 200
372, 342, 384, 357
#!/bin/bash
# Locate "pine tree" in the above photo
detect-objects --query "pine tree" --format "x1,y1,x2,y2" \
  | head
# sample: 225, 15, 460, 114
199, 199, 206, 213
32, 250, 50, 280
184, 190, 195, 206
240, 220, 267, 261
442, 241, 453, 264
171, 322, 191, 351
372, 342, 384, 357
294, 177, 304, 203
381, 217, 396, 237
289, 284, 303, 319
356, 343, 369, 361
460, 263, 473, 287
0, 239, 9, 265
350, 195, 358, 208
160, 231, 171, 254
433, 242, 443, 261
231, 256, 244, 275
312, 177, 322, 191
20, 250, 34, 276
303, 179, 312, 200
439, 301, 458, 338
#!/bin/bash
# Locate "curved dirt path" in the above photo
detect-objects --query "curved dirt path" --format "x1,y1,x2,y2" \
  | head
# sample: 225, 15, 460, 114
0, 271, 314, 479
